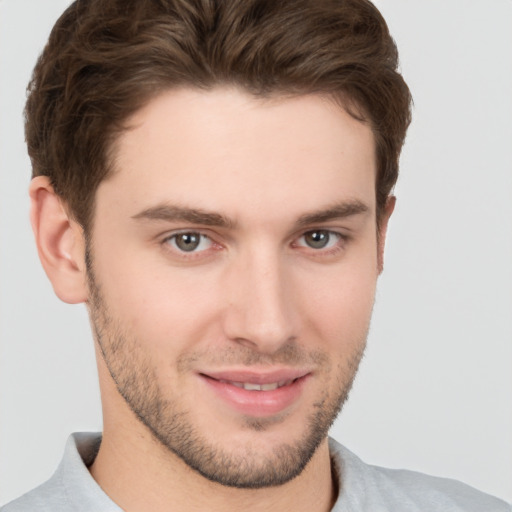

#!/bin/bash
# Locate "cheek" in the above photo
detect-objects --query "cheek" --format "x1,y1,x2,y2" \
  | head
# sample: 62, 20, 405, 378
305, 281, 375, 337
91, 243, 224, 356
295, 260, 378, 346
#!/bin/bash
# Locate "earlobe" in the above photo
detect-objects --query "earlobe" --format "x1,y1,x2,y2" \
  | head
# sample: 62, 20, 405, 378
29, 176, 88, 304
377, 195, 396, 274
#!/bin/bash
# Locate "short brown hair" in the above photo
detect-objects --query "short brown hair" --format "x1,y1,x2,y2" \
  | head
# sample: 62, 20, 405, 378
25, 0, 412, 231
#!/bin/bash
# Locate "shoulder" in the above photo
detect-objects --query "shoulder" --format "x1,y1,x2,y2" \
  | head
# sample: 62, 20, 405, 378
329, 438, 511, 512
0, 476, 68, 512
0, 433, 117, 512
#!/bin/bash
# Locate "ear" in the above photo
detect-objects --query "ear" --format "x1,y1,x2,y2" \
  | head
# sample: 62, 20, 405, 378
29, 176, 88, 304
377, 195, 396, 274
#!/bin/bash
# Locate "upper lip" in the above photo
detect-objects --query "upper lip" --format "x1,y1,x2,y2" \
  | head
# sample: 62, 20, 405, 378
199, 368, 311, 385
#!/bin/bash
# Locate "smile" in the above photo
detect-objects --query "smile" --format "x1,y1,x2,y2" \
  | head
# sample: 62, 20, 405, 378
199, 371, 310, 417
216, 379, 295, 391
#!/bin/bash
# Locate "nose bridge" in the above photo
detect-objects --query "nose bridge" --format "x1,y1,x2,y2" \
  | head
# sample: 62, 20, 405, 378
223, 242, 295, 352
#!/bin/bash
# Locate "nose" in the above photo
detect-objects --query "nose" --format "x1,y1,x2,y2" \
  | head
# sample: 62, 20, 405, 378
222, 247, 297, 353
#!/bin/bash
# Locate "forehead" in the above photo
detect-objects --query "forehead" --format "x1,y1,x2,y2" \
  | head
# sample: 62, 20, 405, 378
100, 87, 376, 223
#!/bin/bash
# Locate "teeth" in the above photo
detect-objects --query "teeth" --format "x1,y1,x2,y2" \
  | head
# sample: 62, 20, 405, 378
244, 382, 266, 391
244, 382, 280, 391
218, 378, 294, 391
260, 382, 279, 391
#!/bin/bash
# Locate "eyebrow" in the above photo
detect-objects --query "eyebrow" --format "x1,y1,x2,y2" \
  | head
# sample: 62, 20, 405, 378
132, 204, 235, 228
295, 200, 370, 227
132, 199, 370, 229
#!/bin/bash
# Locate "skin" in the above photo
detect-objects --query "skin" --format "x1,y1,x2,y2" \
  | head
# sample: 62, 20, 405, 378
30, 87, 394, 512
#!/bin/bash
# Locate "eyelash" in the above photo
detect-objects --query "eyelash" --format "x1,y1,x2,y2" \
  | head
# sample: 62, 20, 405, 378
293, 230, 348, 256
162, 231, 218, 257
161, 229, 348, 258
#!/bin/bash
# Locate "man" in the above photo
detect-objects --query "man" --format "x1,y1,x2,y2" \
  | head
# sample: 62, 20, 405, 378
1, 0, 510, 511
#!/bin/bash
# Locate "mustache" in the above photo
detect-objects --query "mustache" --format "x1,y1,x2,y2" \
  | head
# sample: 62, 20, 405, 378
177, 342, 330, 372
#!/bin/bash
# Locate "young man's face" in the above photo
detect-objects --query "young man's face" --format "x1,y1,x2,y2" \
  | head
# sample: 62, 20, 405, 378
86, 87, 389, 487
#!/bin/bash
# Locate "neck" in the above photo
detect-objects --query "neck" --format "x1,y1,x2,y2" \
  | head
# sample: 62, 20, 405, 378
90, 416, 336, 512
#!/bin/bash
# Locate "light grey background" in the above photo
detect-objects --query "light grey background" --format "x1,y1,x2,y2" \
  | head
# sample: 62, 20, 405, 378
1, 0, 511, 505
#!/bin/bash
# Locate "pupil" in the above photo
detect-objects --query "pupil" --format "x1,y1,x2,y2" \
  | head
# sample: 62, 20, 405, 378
176, 233, 200, 251
306, 230, 329, 249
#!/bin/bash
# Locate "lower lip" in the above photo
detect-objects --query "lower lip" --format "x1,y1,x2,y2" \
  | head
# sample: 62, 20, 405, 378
200, 374, 309, 417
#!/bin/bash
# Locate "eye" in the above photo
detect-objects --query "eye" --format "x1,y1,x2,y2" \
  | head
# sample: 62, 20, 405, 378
297, 230, 342, 250
165, 232, 213, 253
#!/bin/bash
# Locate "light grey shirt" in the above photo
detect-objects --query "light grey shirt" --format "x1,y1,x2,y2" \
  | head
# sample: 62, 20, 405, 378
1, 433, 510, 511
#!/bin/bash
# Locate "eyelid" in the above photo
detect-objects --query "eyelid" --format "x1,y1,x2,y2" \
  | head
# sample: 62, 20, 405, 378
160, 228, 214, 242
292, 228, 349, 254
160, 229, 221, 256
295, 227, 348, 240
297, 229, 341, 243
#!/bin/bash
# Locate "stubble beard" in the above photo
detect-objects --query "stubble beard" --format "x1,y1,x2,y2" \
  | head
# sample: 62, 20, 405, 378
86, 262, 367, 489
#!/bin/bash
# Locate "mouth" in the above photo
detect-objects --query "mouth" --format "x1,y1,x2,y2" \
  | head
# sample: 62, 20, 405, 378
198, 370, 310, 417
214, 378, 297, 391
